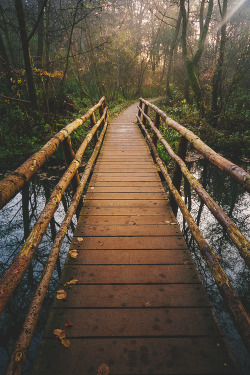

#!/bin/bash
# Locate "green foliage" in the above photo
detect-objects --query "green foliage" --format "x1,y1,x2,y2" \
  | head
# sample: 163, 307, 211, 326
157, 126, 179, 166
155, 94, 250, 159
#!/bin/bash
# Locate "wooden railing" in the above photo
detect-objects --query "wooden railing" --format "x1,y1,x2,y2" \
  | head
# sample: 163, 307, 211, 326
137, 98, 250, 354
0, 97, 108, 375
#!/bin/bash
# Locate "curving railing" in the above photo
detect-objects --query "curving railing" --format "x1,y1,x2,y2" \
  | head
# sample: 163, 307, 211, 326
0, 97, 108, 375
137, 98, 250, 354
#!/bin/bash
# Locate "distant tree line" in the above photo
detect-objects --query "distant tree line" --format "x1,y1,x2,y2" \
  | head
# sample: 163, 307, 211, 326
0, 0, 249, 160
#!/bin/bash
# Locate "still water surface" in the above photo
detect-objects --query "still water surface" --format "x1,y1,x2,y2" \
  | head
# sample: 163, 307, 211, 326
0, 159, 249, 374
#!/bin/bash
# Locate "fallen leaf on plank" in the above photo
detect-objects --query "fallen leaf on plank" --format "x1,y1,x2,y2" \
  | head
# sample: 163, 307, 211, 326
144, 302, 151, 307
77, 237, 83, 242
97, 363, 109, 375
65, 321, 73, 327
64, 279, 78, 286
60, 337, 70, 348
53, 329, 66, 339
69, 249, 78, 258
56, 289, 67, 300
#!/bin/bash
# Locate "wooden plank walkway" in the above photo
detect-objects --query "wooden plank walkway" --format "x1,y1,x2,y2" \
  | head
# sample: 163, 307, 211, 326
33, 103, 239, 375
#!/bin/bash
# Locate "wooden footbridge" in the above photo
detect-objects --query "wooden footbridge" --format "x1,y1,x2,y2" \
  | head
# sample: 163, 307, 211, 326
0, 98, 249, 374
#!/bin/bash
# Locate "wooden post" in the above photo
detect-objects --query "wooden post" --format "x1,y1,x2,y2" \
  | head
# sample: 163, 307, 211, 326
99, 101, 105, 130
62, 135, 81, 192
169, 136, 188, 216
62, 136, 83, 216
90, 113, 98, 143
152, 113, 160, 148
137, 99, 143, 123
142, 103, 148, 126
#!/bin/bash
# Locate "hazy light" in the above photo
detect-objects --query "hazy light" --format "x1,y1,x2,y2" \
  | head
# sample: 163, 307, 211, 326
217, 0, 247, 30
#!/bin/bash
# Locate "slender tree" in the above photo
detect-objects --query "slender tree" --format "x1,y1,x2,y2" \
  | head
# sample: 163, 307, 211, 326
180, 0, 214, 112
212, 0, 228, 123
14, 0, 38, 110
166, 10, 182, 98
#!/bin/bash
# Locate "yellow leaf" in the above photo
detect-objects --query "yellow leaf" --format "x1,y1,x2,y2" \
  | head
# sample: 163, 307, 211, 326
97, 363, 109, 375
165, 221, 170, 224
77, 237, 83, 242
53, 329, 66, 338
60, 337, 70, 348
65, 321, 73, 327
56, 289, 67, 300
170, 222, 177, 225
69, 250, 78, 258
64, 279, 78, 286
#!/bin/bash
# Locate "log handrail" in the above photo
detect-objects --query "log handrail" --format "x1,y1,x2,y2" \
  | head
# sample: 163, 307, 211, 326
5, 119, 109, 375
0, 96, 106, 210
137, 105, 250, 268
139, 98, 250, 193
137, 101, 250, 354
0, 101, 108, 317
0, 99, 109, 375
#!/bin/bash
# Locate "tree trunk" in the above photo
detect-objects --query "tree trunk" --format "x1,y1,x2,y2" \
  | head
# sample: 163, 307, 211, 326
0, 4, 16, 66
166, 10, 182, 98
37, 0, 45, 67
14, 0, 38, 110
212, 0, 228, 124
0, 33, 12, 92
180, 0, 214, 113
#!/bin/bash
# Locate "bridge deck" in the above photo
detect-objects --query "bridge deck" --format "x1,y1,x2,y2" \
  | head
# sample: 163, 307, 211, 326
33, 103, 238, 374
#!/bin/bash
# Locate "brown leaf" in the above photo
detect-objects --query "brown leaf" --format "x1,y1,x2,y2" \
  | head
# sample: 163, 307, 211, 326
170, 222, 177, 225
64, 279, 78, 286
97, 363, 109, 375
65, 321, 73, 327
53, 329, 66, 339
98, 241, 104, 246
60, 337, 70, 348
69, 249, 78, 259
56, 289, 67, 300
144, 302, 151, 307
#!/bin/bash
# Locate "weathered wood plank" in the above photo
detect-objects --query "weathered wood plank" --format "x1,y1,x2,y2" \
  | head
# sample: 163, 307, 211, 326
44, 308, 223, 338
77, 215, 176, 225
83, 200, 168, 207
71, 236, 188, 249
33, 337, 239, 375
86, 186, 164, 192
80, 207, 176, 216
66, 249, 193, 265
52, 284, 208, 308
89, 181, 162, 186
60, 265, 200, 284
84, 192, 165, 200
74, 224, 180, 236
92, 176, 161, 182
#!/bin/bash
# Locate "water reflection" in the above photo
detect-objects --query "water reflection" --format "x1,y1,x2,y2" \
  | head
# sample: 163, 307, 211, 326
178, 158, 250, 374
0, 167, 77, 374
